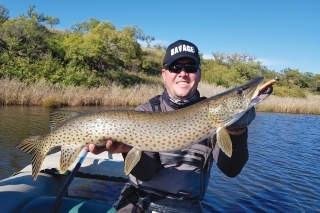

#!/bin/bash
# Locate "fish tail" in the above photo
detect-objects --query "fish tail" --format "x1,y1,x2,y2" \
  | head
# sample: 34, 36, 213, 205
16, 136, 45, 180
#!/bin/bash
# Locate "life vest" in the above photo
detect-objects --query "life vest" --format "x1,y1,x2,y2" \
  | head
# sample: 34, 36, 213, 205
129, 95, 214, 200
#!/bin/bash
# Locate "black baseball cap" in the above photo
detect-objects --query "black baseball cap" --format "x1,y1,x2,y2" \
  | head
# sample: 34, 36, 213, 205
163, 40, 200, 66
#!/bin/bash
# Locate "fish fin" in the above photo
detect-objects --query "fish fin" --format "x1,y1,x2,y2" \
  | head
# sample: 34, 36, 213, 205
49, 110, 82, 131
16, 136, 44, 180
15, 136, 42, 154
216, 127, 233, 157
59, 146, 83, 174
124, 147, 142, 175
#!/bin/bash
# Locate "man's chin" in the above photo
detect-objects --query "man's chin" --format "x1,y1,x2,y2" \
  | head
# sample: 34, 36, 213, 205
174, 93, 190, 100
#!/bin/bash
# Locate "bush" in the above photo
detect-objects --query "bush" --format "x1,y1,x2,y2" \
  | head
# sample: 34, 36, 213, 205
273, 86, 306, 98
42, 94, 63, 108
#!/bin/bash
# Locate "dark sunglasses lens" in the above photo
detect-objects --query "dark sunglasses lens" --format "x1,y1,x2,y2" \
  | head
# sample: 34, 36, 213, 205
184, 64, 198, 73
169, 65, 183, 73
168, 64, 198, 73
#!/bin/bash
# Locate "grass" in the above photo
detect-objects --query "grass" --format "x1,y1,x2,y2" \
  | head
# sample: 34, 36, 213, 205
0, 77, 164, 107
1, 77, 319, 114
256, 95, 320, 114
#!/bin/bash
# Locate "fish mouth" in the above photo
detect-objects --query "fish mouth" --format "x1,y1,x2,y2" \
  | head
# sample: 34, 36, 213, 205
236, 77, 264, 103
251, 77, 278, 106
236, 77, 276, 108
250, 83, 273, 106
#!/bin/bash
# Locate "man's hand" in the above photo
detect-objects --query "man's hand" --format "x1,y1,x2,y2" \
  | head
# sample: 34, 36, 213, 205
226, 127, 247, 136
225, 107, 255, 136
85, 140, 132, 154
229, 107, 256, 129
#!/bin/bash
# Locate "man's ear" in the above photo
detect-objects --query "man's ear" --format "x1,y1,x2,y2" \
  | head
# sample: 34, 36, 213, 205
161, 68, 166, 81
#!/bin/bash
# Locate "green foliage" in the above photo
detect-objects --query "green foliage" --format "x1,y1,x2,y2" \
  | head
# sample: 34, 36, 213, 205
0, 4, 9, 25
0, 16, 52, 61
102, 69, 158, 87
0, 4, 319, 98
141, 47, 164, 75
71, 18, 102, 33
201, 54, 262, 87
273, 86, 307, 98
201, 60, 238, 87
62, 61, 100, 86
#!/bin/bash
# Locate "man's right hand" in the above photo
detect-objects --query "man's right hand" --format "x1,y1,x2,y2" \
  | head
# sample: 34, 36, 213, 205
85, 140, 132, 155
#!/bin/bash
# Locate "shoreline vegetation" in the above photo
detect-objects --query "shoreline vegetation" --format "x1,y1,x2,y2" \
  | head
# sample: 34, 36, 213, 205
1, 77, 319, 115
1, 5, 319, 115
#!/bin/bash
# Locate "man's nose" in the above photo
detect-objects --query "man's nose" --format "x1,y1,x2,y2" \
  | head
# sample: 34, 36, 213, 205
179, 68, 188, 75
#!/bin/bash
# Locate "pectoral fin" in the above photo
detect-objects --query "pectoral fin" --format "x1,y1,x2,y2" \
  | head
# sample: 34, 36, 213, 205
216, 127, 232, 157
59, 146, 83, 174
124, 147, 142, 175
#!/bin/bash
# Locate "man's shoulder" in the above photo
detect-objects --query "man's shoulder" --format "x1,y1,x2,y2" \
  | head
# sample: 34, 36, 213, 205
135, 95, 161, 111
136, 101, 152, 111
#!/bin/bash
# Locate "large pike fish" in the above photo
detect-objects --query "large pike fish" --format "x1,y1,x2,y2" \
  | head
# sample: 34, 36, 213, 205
16, 77, 274, 180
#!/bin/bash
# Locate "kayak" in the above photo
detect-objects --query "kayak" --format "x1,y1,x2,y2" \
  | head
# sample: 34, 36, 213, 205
0, 151, 127, 213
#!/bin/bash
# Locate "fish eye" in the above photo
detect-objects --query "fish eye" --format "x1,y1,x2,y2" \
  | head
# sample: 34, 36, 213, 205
236, 89, 243, 95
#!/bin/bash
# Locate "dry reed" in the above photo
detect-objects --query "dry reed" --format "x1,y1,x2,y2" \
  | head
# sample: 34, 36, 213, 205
256, 95, 320, 114
1, 77, 319, 114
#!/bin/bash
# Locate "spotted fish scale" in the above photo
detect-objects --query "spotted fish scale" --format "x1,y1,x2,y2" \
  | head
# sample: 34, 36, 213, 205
16, 77, 272, 180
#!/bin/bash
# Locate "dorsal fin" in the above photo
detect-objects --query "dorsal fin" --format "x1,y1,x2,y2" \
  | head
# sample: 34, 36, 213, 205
49, 110, 82, 131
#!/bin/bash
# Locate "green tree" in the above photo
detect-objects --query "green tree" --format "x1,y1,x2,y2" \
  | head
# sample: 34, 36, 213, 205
63, 21, 119, 72
312, 74, 320, 92
207, 52, 261, 84
45, 16, 60, 28
0, 17, 51, 60
25, 5, 47, 23
281, 68, 301, 86
71, 18, 101, 33
20, 5, 60, 28
0, 4, 9, 25
64, 21, 144, 73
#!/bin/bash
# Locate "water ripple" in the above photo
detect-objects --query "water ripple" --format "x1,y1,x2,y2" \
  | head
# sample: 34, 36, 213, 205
1, 108, 320, 212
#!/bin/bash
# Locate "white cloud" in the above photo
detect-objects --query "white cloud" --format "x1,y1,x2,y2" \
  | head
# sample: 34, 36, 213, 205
202, 53, 213, 59
257, 58, 281, 66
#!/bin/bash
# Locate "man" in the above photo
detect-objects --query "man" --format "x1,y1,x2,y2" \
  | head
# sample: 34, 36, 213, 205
87, 40, 255, 213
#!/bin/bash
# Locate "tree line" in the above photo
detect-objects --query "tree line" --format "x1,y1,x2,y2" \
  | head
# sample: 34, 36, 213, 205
1, 5, 319, 97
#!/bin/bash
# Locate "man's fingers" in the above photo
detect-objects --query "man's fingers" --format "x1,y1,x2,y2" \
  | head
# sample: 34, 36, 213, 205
86, 140, 130, 154
88, 144, 96, 152
105, 140, 115, 150
86, 143, 106, 154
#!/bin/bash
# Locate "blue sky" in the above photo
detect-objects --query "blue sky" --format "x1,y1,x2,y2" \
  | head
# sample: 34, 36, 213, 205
2, 0, 319, 74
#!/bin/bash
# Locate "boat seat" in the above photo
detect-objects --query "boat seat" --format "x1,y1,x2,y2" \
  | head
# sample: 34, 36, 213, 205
20, 196, 115, 213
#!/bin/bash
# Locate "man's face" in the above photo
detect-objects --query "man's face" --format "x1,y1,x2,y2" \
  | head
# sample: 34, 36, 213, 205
162, 58, 201, 100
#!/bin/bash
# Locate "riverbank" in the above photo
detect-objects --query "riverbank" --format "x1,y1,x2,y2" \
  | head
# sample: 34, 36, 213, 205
1, 77, 319, 114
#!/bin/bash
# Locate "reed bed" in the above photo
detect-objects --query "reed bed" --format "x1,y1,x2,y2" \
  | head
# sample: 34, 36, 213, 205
198, 83, 320, 114
1, 77, 319, 115
256, 95, 320, 114
0, 77, 165, 107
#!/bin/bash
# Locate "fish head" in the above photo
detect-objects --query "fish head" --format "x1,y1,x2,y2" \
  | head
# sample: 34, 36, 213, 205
207, 77, 264, 126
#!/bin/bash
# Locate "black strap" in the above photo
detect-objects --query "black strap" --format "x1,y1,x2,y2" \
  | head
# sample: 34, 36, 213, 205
113, 184, 138, 210
149, 95, 161, 112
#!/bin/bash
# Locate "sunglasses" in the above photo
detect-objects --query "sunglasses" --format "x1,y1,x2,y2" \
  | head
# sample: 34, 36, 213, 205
166, 63, 200, 73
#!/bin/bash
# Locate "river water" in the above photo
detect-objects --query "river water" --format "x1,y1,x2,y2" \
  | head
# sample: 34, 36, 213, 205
0, 106, 319, 212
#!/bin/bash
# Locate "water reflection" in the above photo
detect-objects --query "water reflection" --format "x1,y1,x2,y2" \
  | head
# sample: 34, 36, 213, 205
203, 112, 320, 212
0, 107, 319, 212
0, 106, 132, 177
